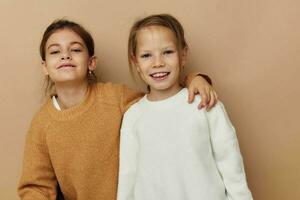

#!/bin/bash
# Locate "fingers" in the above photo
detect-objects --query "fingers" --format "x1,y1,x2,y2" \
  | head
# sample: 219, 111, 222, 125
188, 87, 196, 103
198, 93, 208, 109
206, 90, 218, 111
197, 85, 210, 109
188, 83, 219, 111
198, 87, 218, 110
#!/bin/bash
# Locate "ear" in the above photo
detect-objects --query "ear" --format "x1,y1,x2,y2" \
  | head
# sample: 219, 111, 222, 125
88, 56, 97, 71
42, 60, 49, 75
180, 47, 188, 68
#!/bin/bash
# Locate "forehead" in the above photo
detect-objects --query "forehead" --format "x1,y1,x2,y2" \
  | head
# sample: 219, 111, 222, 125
136, 25, 177, 46
46, 28, 85, 47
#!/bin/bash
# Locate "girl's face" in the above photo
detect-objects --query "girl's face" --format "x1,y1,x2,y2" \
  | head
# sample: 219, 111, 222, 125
133, 25, 187, 100
42, 28, 96, 85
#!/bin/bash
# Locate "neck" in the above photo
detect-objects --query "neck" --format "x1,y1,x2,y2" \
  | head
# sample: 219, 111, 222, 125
147, 84, 182, 101
55, 81, 89, 110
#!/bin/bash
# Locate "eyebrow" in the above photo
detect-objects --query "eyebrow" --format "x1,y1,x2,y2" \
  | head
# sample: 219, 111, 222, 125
139, 45, 177, 52
47, 41, 84, 50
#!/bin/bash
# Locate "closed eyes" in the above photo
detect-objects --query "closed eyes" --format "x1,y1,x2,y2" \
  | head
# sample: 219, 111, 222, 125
164, 50, 175, 55
140, 53, 151, 59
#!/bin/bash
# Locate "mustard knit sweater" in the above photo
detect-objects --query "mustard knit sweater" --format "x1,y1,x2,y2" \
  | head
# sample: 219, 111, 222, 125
18, 82, 143, 200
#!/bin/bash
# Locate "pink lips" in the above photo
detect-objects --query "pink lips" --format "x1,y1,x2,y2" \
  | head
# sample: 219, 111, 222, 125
57, 63, 75, 69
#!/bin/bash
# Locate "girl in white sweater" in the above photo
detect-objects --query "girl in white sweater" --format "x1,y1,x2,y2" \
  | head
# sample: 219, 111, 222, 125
117, 14, 253, 200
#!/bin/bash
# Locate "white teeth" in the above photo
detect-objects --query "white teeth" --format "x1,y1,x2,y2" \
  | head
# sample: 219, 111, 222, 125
151, 72, 169, 78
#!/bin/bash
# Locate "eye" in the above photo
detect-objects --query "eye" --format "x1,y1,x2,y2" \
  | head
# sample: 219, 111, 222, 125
50, 50, 60, 55
164, 50, 175, 55
71, 48, 82, 52
141, 53, 151, 59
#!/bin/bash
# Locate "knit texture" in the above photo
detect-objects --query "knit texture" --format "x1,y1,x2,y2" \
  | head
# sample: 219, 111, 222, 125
18, 82, 143, 200
118, 88, 253, 200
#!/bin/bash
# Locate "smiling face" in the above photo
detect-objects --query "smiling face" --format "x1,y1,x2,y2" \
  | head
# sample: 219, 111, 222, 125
42, 28, 96, 85
133, 25, 187, 100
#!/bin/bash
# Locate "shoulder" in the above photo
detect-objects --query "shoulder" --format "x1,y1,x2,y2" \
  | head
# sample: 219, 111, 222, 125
180, 90, 229, 123
93, 82, 125, 105
206, 101, 227, 116
122, 97, 146, 126
95, 82, 142, 100
205, 101, 235, 129
123, 97, 145, 118
181, 88, 203, 109
31, 99, 53, 125
95, 82, 123, 95
26, 99, 53, 140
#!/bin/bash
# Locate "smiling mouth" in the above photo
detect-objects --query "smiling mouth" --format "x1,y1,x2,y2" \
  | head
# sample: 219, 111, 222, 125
150, 72, 170, 80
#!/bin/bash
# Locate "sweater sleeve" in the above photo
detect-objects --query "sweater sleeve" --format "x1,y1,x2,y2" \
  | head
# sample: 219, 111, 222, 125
117, 110, 139, 200
18, 116, 58, 200
184, 72, 212, 86
120, 85, 144, 114
206, 102, 253, 200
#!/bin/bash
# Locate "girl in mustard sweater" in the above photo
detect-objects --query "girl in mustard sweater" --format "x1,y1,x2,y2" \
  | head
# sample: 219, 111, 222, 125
18, 19, 217, 200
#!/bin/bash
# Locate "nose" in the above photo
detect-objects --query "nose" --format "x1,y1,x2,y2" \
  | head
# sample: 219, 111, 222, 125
153, 55, 165, 68
61, 51, 71, 60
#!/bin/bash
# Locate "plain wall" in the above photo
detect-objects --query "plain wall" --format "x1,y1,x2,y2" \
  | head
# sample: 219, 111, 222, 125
0, 0, 299, 199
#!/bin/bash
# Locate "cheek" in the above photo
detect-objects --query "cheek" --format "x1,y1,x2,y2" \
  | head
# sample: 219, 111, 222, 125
45, 55, 59, 65
137, 67, 150, 80
166, 54, 179, 63
136, 60, 148, 72
44, 60, 56, 69
139, 67, 148, 77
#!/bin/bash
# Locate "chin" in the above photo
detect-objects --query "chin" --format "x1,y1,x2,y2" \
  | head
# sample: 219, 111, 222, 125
150, 85, 173, 91
55, 78, 79, 84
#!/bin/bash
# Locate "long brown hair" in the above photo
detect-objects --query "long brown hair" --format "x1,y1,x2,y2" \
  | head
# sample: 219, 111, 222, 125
40, 19, 97, 96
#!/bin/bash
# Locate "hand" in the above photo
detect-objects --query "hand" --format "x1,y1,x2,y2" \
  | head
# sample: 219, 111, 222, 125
187, 76, 218, 110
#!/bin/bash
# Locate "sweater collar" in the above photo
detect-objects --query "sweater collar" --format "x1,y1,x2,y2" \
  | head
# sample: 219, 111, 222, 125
46, 84, 96, 121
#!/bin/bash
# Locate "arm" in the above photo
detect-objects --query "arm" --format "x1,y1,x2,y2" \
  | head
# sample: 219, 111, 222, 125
119, 74, 216, 112
206, 102, 253, 200
18, 117, 58, 200
117, 112, 139, 200
185, 73, 218, 110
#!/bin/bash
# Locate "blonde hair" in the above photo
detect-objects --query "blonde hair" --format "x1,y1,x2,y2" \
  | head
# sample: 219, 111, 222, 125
128, 14, 188, 77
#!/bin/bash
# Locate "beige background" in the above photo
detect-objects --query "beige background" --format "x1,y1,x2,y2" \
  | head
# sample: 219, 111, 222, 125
1, 0, 299, 199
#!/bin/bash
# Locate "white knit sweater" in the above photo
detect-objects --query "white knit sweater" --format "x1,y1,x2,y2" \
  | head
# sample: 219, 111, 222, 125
117, 88, 253, 200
